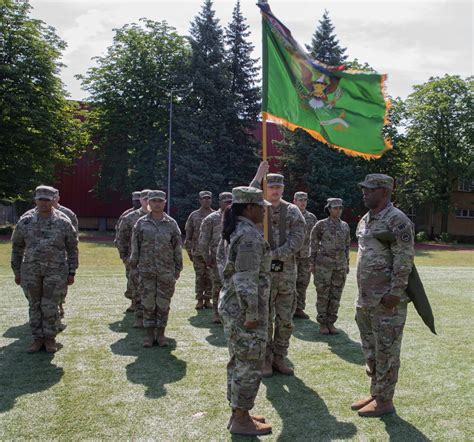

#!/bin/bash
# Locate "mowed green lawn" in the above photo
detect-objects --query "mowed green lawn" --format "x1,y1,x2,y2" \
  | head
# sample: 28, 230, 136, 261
0, 240, 473, 441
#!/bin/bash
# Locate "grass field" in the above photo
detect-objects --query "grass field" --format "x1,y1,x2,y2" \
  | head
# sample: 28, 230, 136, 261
0, 240, 473, 441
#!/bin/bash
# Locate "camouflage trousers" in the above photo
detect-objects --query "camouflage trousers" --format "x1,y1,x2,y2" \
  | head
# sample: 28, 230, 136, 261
221, 310, 267, 411
139, 272, 176, 328
128, 266, 144, 319
314, 265, 347, 324
267, 263, 297, 358
192, 255, 212, 300
356, 302, 408, 401
123, 263, 135, 300
209, 266, 222, 312
21, 262, 68, 338
295, 257, 312, 310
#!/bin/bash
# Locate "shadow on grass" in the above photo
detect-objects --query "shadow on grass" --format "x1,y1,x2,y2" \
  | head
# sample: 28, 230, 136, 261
188, 310, 227, 347
293, 318, 364, 366
381, 414, 430, 441
264, 375, 357, 440
0, 323, 64, 413
109, 316, 187, 399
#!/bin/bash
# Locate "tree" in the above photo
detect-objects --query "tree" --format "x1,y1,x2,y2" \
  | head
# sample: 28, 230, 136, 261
0, 0, 87, 201
403, 75, 473, 233
78, 19, 190, 197
306, 10, 347, 66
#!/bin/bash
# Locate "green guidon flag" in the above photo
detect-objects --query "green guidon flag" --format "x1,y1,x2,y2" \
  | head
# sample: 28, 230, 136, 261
258, 1, 392, 159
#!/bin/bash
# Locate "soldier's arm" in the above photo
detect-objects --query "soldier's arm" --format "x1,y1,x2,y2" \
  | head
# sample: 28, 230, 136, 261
309, 223, 321, 265
117, 218, 132, 260
232, 235, 262, 324
171, 222, 184, 274
71, 212, 79, 234
272, 206, 306, 261
64, 222, 79, 273
129, 223, 140, 269
216, 238, 228, 281
11, 223, 26, 277
197, 216, 212, 262
249, 160, 269, 189
345, 223, 351, 267
184, 214, 194, 257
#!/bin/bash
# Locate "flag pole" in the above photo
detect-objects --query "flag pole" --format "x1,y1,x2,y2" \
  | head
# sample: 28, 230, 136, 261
262, 112, 268, 241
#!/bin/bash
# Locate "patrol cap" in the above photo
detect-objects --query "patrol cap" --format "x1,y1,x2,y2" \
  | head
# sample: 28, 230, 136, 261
34, 185, 55, 201
199, 191, 212, 198
140, 189, 152, 198
325, 198, 343, 209
148, 190, 166, 201
358, 174, 394, 190
51, 187, 59, 197
232, 186, 271, 207
132, 191, 141, 200
266, 173, 284, 187
294, 191, 308, 200
219, 192, 233, 202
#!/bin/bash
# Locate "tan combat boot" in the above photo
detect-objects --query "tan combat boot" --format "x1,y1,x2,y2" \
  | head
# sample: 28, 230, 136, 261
358, 397, 395, 417
294, 308, 309, 319
44, 337, 58, 353
27, 339, 44, 353
319, 324, 330, 335
261, 356, 273, 378
351, 395, 375, 411
133, 317, 143, 328
229, 409, 272, 436
212, 311, 222, 324
204, 299, 212, 309
126, 299, 136, 313
195, 299, 204, 310
155, 327, 168, 347
327, 323, 339, 335
272, 355, 294, 376
227, 410, 266, 429
143, 328, 155, 348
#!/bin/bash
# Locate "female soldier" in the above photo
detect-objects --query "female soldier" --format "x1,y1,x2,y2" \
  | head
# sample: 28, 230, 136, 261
218, 186, 273, 436
129, 190, 183, 347
310, 198, 351, 335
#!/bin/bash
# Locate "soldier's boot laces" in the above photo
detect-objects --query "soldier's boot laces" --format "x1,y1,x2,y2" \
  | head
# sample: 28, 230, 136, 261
195, 299, 204, 310
204, 299, 212, 309
156, 327, 168, 347
261, 357, 273, 378
227, 410, 266, 430
212, 311, 222, 324
351, 395, 375, 411
272, 355, 294, 376
143, 328, 155, 348
358, 398, 395, 417
27, 339, 44, 353
294, 308, 309, 319
327, 323, 339, 335
133, 317, 144, 328
319, 324, 330, 335
229, 409, 272, 436
44, 337, 58, 353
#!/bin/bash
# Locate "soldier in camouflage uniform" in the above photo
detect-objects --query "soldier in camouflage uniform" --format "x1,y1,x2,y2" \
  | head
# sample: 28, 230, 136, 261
184, 191, 214, 310
218, 186, 272, 436
114, 191, 141, 312
129, 191, 183, 348
293, 192, 317, 319
250, 162, 306, 377
351, 174, 415, 417
310, 198, 350, 335
117, 189, 151, 326
11, 186, 78, 353
198, 191, 233, 323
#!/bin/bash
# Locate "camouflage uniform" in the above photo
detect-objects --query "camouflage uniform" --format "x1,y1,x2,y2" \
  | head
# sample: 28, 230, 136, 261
11, 208, 78, 339
250, 175, 305, 359
129, 209, 183, 329
218, 187, 271, 411
310, 203, 350, 325
295, 197, 317, 311
184, 199, 214, 301
216, 237, 229, 283
114, 191, 141, 247
356, 175, 414, 402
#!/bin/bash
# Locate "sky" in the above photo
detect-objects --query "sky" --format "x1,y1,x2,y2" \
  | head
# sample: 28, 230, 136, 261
29, 0, 473, 101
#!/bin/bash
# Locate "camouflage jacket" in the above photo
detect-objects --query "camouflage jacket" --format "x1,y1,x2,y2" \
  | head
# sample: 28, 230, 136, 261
310, 217, 350, 270
197, 209, 223, 262
184, 207, 214, 256
117, 207, 148, 261
129, 213, 183, 275
219, 217, 271, 323
11, 209, 79, 276
216, 237, 229, 283
57, 205, 79, 232
296, 209, 318, 259
114, 207, 135, 245
356, 202, 415, 308
250, 179, 306, 262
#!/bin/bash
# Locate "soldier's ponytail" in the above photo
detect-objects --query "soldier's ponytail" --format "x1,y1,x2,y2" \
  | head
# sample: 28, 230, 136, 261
222, 204, 247, 243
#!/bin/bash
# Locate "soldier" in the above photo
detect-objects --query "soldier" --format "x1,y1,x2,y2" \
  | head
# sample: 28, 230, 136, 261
250, 162, 306, 377
218, 186, 272, 436
129, 190, 183, 348
117, 189, 151, 326
114, 191, 141, 312
351, 174, 414, 417
293, 192, 317, 319
184, 191, 214, 310
197, 191, 233, 324
310, 198, 350, 335
11, 186, 78, 353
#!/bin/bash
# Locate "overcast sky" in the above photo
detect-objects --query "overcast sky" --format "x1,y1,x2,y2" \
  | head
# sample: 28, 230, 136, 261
29, 0, 472, 101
